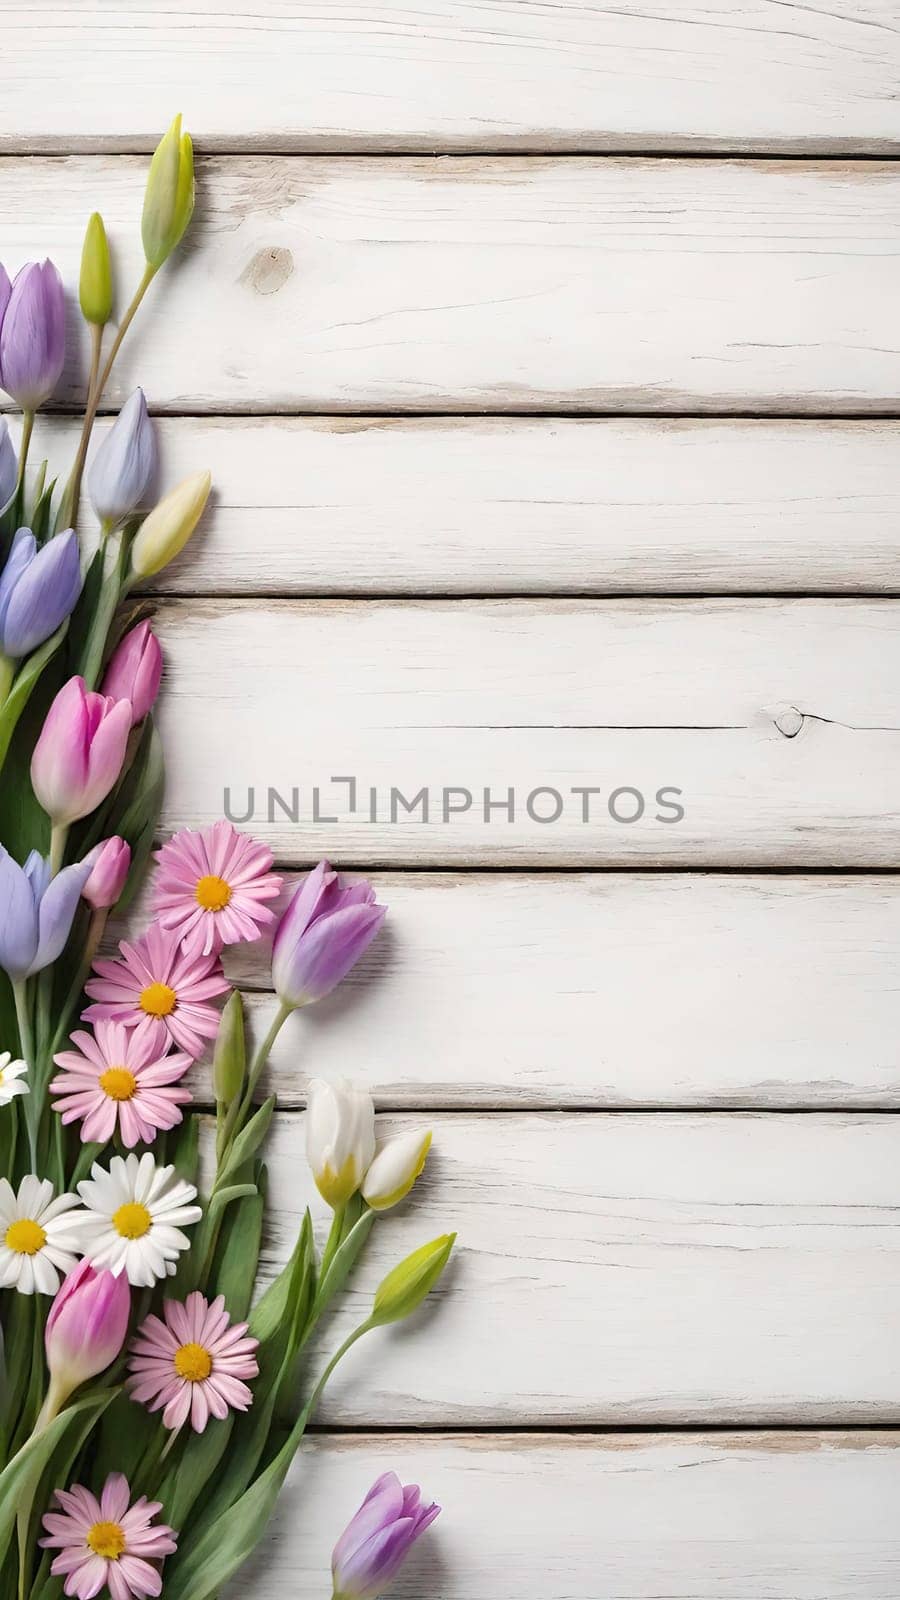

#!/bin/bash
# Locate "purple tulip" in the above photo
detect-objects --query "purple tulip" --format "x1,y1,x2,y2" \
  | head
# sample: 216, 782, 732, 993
31, 676, 133, 827
271, 860, 386, 1010
101, 620, 162, 725
0, 527, 82, 661
0, 418, 16, 508
88, 388, 157, 526
332, 1473, 440, 1600
0, 261, 66, 411
0, 845, 93, 982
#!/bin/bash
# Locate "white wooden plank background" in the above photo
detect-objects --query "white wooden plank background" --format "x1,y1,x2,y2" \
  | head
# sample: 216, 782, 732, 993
7, 5, 900, 1593
115, 873, 900, 1108
3, 2, 899, 154
242, 1434, 900, 1600
231, 1111, 900, 1425
38, 415, 900, 594
1, 158, 899, 413
153, 598, 900, 866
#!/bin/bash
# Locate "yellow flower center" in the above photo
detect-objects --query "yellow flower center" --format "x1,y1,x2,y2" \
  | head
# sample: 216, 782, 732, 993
174, 1341, 213, 1382
139, 981, 177, 1017
86, 1521, 126, 1561
5, 1218, 46, 1256
195, 873, 232, 912
99, 1066, 138, 1102
112, 1201, 152, 1239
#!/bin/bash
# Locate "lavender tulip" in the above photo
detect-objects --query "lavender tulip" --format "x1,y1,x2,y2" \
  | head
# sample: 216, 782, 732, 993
271, 860, 386, 1010
0, 527, 82, 661
0, 418, 16, 508
0, 261, 66, 411
88, 388, 157, 527
0, 845, 92, 982
331, 1473, 440, 1600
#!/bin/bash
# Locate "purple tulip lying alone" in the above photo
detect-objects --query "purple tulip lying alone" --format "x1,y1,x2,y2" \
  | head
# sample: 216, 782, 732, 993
331, 1473, 440, 1600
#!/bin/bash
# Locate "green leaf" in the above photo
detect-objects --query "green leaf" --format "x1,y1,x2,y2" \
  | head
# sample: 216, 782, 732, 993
0, 1392, 114, 1570
217, 1097, 275, 1188
209, 1177, 264, 1320
312, 1209, 375, 1320
157, 1413, 235, 1530
0, 622, 68, 773
250, 1209, 315, 1346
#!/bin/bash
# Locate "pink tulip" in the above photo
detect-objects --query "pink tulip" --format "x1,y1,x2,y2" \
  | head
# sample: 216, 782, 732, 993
101, 620, 162, 725
31, 676, 133, 827
41, 1258, 130, 1420
82, 836, 131, 910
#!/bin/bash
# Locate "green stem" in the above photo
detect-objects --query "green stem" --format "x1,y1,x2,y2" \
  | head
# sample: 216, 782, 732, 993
222, 999, 292, 1154
12, 982, 37, 1169
49, 823, 68, 876
80, 526, 125, 689
62, 321, 104, 528
16, 410, 34, 496
0, 652, 14, 707
318, 1205, 346, 1284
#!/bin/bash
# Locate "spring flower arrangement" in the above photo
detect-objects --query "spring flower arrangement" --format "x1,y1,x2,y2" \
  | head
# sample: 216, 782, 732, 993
0, 120, 453, 1600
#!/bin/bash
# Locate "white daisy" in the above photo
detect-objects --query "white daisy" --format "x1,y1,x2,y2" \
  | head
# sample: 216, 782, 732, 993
0, 1052, 29, 1107
0, 1176, 82, 1295
71, 1153, 203, 1287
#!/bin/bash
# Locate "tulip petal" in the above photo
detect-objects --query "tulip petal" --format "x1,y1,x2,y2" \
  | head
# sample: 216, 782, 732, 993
0, 845, 38, 980
30, 857, 93, 975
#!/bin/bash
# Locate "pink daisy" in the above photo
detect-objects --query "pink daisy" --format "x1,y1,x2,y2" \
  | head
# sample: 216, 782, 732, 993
126, 1290, 259, 1433
152, 820, 281, 958
51, 1020, 193, 1149
40, 1471, 177, 1600
83, 922, 229, 1060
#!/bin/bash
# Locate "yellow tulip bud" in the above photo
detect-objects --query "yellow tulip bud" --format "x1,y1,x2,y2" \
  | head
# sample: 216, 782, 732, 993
362, 1129, 432, 1212
142, 114, 195, 271
80, 213, 113, 326
130, 469, 212, 579
370, 1233, 456, 1327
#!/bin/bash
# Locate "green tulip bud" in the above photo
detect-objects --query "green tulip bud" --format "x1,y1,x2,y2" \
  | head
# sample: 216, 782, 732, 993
80, 213, 113, 326
370, 1233, 456, 1327
142, 114, 195, 271
130, 469, 211, 578
213, 991, 246, 1108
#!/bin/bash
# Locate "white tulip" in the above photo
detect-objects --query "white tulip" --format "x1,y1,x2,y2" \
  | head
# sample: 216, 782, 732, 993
305, 1079, 375, 1210
362, 1128, 432, 1212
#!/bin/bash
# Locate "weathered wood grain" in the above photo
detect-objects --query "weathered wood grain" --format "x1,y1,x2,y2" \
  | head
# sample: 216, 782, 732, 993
4, 3, 899, 155
236, 1111, 900, 1424
114, 873, 900, 1109
151, 598, 900, 867
237, 1433, 900, 1600
2, 158, 899, 414
35, 415, 900, 595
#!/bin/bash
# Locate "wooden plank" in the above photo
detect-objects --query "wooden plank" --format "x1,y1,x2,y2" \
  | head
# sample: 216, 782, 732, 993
114, 873, 900, 1109
2, 158, 899, 415
241, 1433, 900, 1600
238, 1111, 900, 1424
3, 4, 899, 155
38, 416, 900, 595
152, 598, 900, 867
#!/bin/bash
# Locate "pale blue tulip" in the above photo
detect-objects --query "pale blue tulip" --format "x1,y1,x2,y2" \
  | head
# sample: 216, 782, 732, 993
88, 388, 157, 526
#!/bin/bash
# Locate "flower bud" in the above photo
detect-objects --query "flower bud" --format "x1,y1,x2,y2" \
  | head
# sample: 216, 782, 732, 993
362, 1129, 432, 1212
101, 620, 162, 725
0, 419, 16, 509
44, 1258, 130, 1412
0, 260, 66, 411
213, 991, 246, 1108
80, 213, 113, 327
370, 1234, 456, 1328
31, 676, 133, 827
130, 470, 211, 579
306, 1078, 375, 1210
142, 115, 195, 271
0, 527, 82, 661
88, 389, 156, 527
332, 1474, 440, 1600
82, 836, 131, 911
